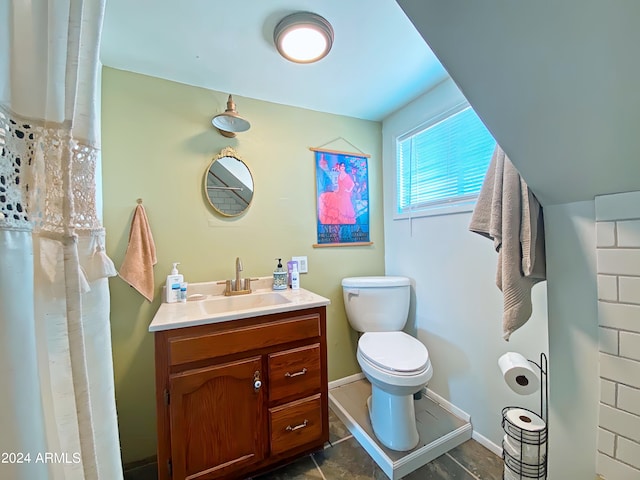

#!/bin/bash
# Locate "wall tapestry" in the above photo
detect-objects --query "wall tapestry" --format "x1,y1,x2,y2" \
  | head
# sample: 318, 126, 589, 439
312, 147, 371, 247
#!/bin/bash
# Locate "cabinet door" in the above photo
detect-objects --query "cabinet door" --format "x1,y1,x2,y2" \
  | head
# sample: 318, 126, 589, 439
169, 356, 265, 479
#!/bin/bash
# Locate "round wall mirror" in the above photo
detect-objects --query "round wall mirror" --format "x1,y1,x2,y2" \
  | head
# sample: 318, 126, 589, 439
205, 147, 254, 217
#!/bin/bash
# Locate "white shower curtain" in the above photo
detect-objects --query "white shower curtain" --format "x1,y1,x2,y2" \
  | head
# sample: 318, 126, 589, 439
0, 1, 123, 479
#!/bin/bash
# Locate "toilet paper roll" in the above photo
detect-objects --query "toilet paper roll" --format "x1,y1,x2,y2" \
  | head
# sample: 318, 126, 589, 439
498, 352, 540, 395
504, 408, 547, 444
503, 465, 520, 480
503, 434, 546, 464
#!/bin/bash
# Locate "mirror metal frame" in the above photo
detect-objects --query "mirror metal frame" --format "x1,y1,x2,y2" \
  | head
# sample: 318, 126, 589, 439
205, 147, 254, 217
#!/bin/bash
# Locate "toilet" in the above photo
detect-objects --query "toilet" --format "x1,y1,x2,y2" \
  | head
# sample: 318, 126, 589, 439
342, 276, 432, 451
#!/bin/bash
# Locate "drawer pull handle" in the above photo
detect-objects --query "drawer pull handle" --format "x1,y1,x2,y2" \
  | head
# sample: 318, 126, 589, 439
286, 419, 308, 432
285, 368, 308, 378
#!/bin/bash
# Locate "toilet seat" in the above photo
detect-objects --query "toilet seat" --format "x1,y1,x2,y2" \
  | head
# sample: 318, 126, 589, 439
357, 347, 433, 390
358, 331, 428, 375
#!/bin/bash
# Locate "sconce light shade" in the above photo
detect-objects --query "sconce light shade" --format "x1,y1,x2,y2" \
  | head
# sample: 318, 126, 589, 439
274, 12, 334, 64
211, 95, 251, 137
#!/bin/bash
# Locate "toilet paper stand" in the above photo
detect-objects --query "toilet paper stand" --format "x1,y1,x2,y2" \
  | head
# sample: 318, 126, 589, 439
528, 352, 548, 424
501, 352, 548, 480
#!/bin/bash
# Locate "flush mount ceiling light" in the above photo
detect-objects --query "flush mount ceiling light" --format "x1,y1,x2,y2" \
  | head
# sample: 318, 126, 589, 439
274, 12, 334, 64
211, 94, 251, 138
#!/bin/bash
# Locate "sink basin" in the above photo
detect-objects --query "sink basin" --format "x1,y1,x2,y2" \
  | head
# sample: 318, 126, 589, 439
200, 292, 291, 315
150, 277, 331, 331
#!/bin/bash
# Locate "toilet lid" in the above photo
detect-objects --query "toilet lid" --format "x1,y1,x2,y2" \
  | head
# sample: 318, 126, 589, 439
359, 332, 428, 373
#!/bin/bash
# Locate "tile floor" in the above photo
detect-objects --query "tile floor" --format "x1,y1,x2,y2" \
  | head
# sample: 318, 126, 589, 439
124, 410, 504, 480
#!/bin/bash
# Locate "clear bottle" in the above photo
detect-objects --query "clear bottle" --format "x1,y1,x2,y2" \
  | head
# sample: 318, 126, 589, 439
178, 282, 188, 303
291, 263, 300, 290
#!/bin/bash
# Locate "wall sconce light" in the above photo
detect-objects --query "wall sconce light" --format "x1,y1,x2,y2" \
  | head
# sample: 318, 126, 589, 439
211, 94, 251, 138
274, 12, 334, 64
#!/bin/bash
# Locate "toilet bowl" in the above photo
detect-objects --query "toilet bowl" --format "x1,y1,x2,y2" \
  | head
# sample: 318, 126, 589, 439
342, 276, 433, 451
357, 331, 432, 451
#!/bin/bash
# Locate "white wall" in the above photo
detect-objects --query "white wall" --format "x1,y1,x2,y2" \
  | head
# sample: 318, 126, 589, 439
382, 79, 549, 449
383, 79, 606, 479
594, 191, 640, 480
544, 201, 599, 479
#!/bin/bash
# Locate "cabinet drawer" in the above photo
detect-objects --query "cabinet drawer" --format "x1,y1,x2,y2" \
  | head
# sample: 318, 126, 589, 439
268, 344, 321, 402
168, 313, 320, 366
269, 394, 323, 455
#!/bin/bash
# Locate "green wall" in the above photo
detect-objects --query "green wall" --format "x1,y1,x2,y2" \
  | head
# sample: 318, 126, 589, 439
101, 67, 384, 463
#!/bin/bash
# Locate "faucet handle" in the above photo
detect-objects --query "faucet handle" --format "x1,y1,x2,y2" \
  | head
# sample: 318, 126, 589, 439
244, 278, 259, 292
217, 279, 232, 295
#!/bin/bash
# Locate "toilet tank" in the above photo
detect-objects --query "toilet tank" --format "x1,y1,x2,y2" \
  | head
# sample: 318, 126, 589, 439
341, 276, 411, 332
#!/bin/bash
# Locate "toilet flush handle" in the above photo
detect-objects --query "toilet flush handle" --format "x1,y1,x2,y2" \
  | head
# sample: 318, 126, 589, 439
347, 289, 359, 300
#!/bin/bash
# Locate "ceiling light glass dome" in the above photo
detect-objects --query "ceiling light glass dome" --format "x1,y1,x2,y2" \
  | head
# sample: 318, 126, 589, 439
274, 12, 334, 64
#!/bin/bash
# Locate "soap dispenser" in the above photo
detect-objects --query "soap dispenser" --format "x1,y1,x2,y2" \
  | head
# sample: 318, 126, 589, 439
273, 258, 287, 291
165, 262, 184, 303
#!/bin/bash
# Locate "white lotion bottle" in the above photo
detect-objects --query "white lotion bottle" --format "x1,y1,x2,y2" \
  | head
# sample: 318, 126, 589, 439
291, 263, 300, 290
165, 262, 184, 303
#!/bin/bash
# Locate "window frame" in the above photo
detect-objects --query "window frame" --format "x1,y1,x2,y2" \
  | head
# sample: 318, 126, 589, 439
393, 101, 495, 220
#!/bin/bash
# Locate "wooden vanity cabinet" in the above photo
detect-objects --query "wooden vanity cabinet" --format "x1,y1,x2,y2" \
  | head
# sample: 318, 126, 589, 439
154, 306, 328, 480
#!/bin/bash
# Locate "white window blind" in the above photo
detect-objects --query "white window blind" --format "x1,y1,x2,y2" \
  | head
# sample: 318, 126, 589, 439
397, 105, 496, 214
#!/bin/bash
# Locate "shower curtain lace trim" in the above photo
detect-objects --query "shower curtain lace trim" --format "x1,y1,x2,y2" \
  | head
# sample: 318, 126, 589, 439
0, 105, 101, 234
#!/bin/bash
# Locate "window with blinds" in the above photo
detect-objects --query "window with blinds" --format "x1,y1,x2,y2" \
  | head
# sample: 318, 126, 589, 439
396, 105, 496, 215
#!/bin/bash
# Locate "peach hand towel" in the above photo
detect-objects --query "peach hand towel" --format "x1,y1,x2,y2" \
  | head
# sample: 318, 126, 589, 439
119, 204, 157, 302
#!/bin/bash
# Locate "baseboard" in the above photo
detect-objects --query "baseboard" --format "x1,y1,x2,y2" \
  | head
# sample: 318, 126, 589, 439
123, 455, 157, 472
423, 387, 470, 422
328, 372, 364, 389
423, 387, 502, 457
471, 430, 502, 457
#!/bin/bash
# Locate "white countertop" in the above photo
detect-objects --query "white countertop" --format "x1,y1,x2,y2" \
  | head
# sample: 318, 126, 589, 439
149, 277, 331, 332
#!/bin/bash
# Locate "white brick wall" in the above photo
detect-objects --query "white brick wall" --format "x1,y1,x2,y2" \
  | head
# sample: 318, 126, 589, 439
595, 192, 640, 480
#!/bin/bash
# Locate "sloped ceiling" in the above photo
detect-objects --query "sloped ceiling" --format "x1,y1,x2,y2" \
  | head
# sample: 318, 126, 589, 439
398, 0, 640, 206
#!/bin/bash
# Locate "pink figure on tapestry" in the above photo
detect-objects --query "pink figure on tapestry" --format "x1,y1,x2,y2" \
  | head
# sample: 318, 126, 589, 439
318, 162, 356, 224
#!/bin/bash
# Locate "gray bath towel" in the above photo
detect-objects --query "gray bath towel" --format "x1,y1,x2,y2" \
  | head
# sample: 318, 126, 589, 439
469, 145, 546, 340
